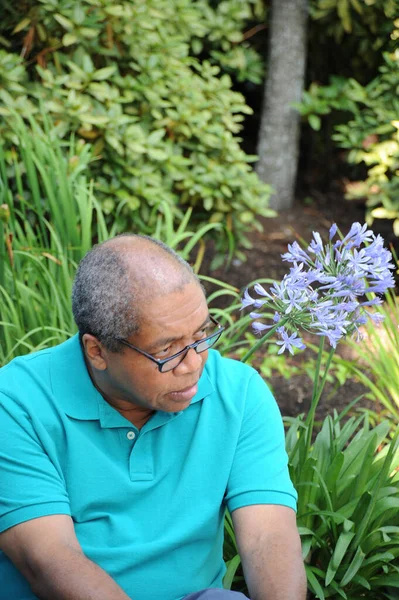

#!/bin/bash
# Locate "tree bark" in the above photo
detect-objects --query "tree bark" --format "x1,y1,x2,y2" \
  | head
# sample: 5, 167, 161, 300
256, 0, 308, 210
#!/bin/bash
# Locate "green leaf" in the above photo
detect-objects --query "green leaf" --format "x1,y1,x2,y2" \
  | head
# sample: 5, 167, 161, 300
73, 4, 86, 24
12, 18, 31, 33
325, 531, 355, 586
66, 61, 87, 79
325, 451, 344, 491
351, 574, 370, 590
62, 33, 78, 46
147, 129, 166, 145
126, 143, 146, 154
126, 196, 140, 211
362, 551, 395, 567
80, 115, 110, 125
340, 545, 365, 586
239, 211, 254, 224
80, 27, 99, 39
306, 566, 325, 600
373, 497, 399, 522
309, 114, 321, 131
301, 536, 312, 560
337, 0, 352, 33
204, 197, 213, 211
104, 5, 126, 16
349, 0, 363, 14
147, 148, 168, 161
82, 53, 94, 74
353, 432, 378, 496
371, 574, 399, 588
92, 66, 117, 81
53, 13, 74, 31
223, 554, 241, 590
371, 207, 398, 219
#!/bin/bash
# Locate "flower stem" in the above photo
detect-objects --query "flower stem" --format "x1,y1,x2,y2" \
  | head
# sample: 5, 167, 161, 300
304, 338, 336, 455
241, 317, 289, 363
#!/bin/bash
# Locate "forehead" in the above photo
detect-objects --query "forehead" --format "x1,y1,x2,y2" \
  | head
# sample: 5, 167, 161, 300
134, 281, 208, 344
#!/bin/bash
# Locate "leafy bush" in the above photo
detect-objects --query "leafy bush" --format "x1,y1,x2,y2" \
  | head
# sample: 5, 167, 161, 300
0, 0, 273, 257
332, 50, 399, 233
298, 44, 399, 236
298, 3, 399, 236
310, 0, 398, 52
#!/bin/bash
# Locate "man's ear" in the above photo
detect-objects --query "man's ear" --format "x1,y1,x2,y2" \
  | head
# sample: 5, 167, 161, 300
82, 334, 108, 371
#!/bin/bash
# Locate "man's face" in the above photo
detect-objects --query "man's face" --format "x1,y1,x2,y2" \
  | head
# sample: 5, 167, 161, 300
100, 281, 210, 413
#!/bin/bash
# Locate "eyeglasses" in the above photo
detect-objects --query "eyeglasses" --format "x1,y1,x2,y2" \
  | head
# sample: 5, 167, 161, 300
116, 316, 224, 373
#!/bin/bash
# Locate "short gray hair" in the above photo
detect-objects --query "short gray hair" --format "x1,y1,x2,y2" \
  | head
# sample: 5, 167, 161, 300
72, 234, 197, 352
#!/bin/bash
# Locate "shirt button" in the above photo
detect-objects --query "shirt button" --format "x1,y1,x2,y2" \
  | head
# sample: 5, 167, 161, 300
127, 431, 136, 440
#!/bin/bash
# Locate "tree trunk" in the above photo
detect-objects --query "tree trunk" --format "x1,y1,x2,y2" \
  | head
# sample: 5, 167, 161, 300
256, 0, 308, 210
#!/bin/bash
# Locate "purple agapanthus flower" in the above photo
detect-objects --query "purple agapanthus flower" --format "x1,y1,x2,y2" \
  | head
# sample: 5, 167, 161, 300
242, 223, 395, 354
276, 328, 306, 355
329, 224, 338, 239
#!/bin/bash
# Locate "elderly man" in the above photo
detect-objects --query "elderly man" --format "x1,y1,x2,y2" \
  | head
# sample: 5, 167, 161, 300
0, 235, 306, 600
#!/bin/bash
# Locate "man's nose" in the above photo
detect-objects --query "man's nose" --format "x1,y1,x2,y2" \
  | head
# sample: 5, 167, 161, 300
175, 347, 204, 374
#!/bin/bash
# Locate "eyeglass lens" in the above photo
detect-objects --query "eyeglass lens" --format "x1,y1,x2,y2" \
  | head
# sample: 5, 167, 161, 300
160, 331, 223, 373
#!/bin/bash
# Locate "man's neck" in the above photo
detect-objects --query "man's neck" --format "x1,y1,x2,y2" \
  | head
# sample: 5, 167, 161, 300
102, 395, 154, 429
83, 354, 154, 429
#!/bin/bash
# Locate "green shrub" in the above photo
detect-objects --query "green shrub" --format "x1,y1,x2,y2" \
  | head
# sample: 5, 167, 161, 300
332, 50, 399, 233
298, 3, 399, 236
298, 43, 399, 236
310, 0, 398, 52
0, 0, 273, 256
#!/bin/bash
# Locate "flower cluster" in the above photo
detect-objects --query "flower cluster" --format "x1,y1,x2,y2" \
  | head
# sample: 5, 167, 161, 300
242, 223, 396, 354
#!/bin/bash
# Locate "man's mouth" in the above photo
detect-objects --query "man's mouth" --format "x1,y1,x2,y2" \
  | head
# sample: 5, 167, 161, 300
168, 382, 199, 402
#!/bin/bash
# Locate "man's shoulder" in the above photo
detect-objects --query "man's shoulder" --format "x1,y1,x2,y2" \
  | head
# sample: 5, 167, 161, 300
202, 349, 277, 413
203, 349, 270, 411
205, 348, 259, 382
0, 347, 51, 389
0, 335, 80, 404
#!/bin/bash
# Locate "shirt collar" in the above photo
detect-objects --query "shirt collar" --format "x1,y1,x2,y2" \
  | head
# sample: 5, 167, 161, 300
50, 335, 214, 423
50, 334, 101, 420
190, 367, 213, 404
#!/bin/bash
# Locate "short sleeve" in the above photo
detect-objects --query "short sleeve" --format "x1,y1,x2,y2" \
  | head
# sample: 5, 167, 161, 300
0, 393, 71, 533
225, 372, 297, 513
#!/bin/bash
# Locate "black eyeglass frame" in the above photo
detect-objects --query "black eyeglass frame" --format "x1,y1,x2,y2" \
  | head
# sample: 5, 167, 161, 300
116, 315, 224, 373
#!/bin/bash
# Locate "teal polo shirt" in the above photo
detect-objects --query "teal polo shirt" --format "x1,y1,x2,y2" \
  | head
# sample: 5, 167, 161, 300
0, 335, 297, 600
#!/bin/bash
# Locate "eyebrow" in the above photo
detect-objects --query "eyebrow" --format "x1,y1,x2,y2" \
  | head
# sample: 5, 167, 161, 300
146, 315, 212, 353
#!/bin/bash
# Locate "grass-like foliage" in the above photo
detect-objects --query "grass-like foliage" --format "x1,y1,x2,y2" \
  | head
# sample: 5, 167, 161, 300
0, 113, 113, 363
224, 406, 399, 599
290, 408, 399, 600
342, 288, 399, 421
